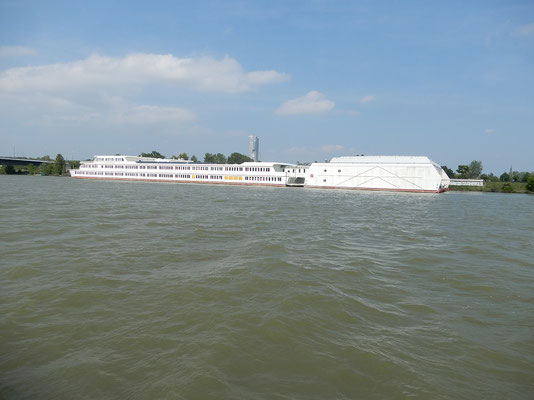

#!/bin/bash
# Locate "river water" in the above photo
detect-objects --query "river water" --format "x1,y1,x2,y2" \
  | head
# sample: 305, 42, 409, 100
1, 176, 533, 399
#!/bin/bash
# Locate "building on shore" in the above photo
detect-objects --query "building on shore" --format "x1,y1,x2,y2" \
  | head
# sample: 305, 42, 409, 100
248, 136, 259, 162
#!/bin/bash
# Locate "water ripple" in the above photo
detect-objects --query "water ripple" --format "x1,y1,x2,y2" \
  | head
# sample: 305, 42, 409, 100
1, 176, 533, 399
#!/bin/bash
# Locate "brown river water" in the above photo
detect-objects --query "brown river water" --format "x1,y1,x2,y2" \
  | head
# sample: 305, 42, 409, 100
1, 176, 533, 399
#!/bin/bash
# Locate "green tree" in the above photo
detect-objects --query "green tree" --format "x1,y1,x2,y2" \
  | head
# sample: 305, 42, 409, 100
39, 163, 54, 175
191, 155, 198, 162
69, 160, 80, 169
456, 165, 470, 179
467, 160, 483, 179
27, 164, 37, 175
227, 152, 253, 164
178, 152, 188, 160
204, 153, 217, 163
499, 172, 510, 182
441, 165, 455, 178
205, 152, 227, 163
526, 175, 534, 192
41, 155, 51, 161
4, 165, 15, 174
55, 154, 66, 175
481, 173, 499, 182
139, 151, 165, 159
215, 153, 227, 164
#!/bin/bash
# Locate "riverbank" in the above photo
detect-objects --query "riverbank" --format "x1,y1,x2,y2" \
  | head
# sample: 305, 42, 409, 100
450, 181, 532, 194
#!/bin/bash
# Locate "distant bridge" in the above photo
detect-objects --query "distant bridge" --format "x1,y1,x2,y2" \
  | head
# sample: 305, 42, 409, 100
0, 157, 54, 166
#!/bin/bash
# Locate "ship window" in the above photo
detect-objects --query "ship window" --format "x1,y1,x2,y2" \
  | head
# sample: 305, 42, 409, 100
324, 169, 327, 172
338, 170, 341, 173
323, 179, 326, 182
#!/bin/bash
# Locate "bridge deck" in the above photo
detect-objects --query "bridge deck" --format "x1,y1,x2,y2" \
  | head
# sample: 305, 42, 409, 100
0, 157, 54, 166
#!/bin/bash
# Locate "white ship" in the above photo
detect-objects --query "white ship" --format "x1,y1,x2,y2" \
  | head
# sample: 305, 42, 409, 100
70, 154, 450, 193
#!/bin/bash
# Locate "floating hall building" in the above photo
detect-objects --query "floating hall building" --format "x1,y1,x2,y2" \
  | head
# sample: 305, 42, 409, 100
305, 156, 450, 192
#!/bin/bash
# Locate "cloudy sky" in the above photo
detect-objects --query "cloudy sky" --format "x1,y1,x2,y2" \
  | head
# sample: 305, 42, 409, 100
1, 0, 533, 173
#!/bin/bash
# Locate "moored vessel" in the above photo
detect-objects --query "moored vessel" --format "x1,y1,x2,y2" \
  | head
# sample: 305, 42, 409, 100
70, 155, 298, 187
70, 154, 450, 193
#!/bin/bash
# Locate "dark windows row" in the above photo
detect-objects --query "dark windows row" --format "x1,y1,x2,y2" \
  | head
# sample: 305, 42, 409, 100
244, 167, 270, 172
244, 176, 282, 182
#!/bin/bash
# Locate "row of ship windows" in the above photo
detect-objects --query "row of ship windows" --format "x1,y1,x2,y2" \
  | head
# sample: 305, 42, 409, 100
244, 176, 281, 181
244, 167, 270, 172
81, 164, 272, 172
73, 171, 283, 181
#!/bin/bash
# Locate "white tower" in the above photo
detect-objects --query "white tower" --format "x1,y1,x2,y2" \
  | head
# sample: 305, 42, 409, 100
248, 135, 259, 162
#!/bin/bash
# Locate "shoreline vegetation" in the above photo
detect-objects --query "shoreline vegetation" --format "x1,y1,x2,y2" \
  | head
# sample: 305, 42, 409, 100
449, 182, 531, 194
441, 160, 534, 194
1, 153, 533, 194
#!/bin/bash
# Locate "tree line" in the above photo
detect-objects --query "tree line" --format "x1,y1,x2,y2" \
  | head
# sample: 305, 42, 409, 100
441, 160, 532, 183
139, 150, 253, 164
441, 160, 534, 192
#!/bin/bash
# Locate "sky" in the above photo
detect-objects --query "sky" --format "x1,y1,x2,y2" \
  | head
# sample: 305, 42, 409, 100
0, 0, 533, 173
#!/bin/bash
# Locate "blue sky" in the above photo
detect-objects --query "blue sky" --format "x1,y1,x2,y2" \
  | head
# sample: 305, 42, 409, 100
1, 0, 533, 173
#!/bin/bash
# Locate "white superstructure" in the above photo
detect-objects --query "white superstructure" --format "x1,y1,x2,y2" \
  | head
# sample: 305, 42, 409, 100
70, 155, 297, 187
70, 154, 450, 193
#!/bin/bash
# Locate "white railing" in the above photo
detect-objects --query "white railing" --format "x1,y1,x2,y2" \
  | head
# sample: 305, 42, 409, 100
450, 179, 484, 187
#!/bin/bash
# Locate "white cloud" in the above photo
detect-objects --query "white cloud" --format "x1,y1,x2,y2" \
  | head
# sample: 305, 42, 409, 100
485, 128, 496, 134
360, 95, 375, 103
0, 46, 36, 58
0, 88, 197, 130
514, 22, 534, 37
276, 90, 335, 115
0, 52, 288, 132
0, 53, 290, 94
